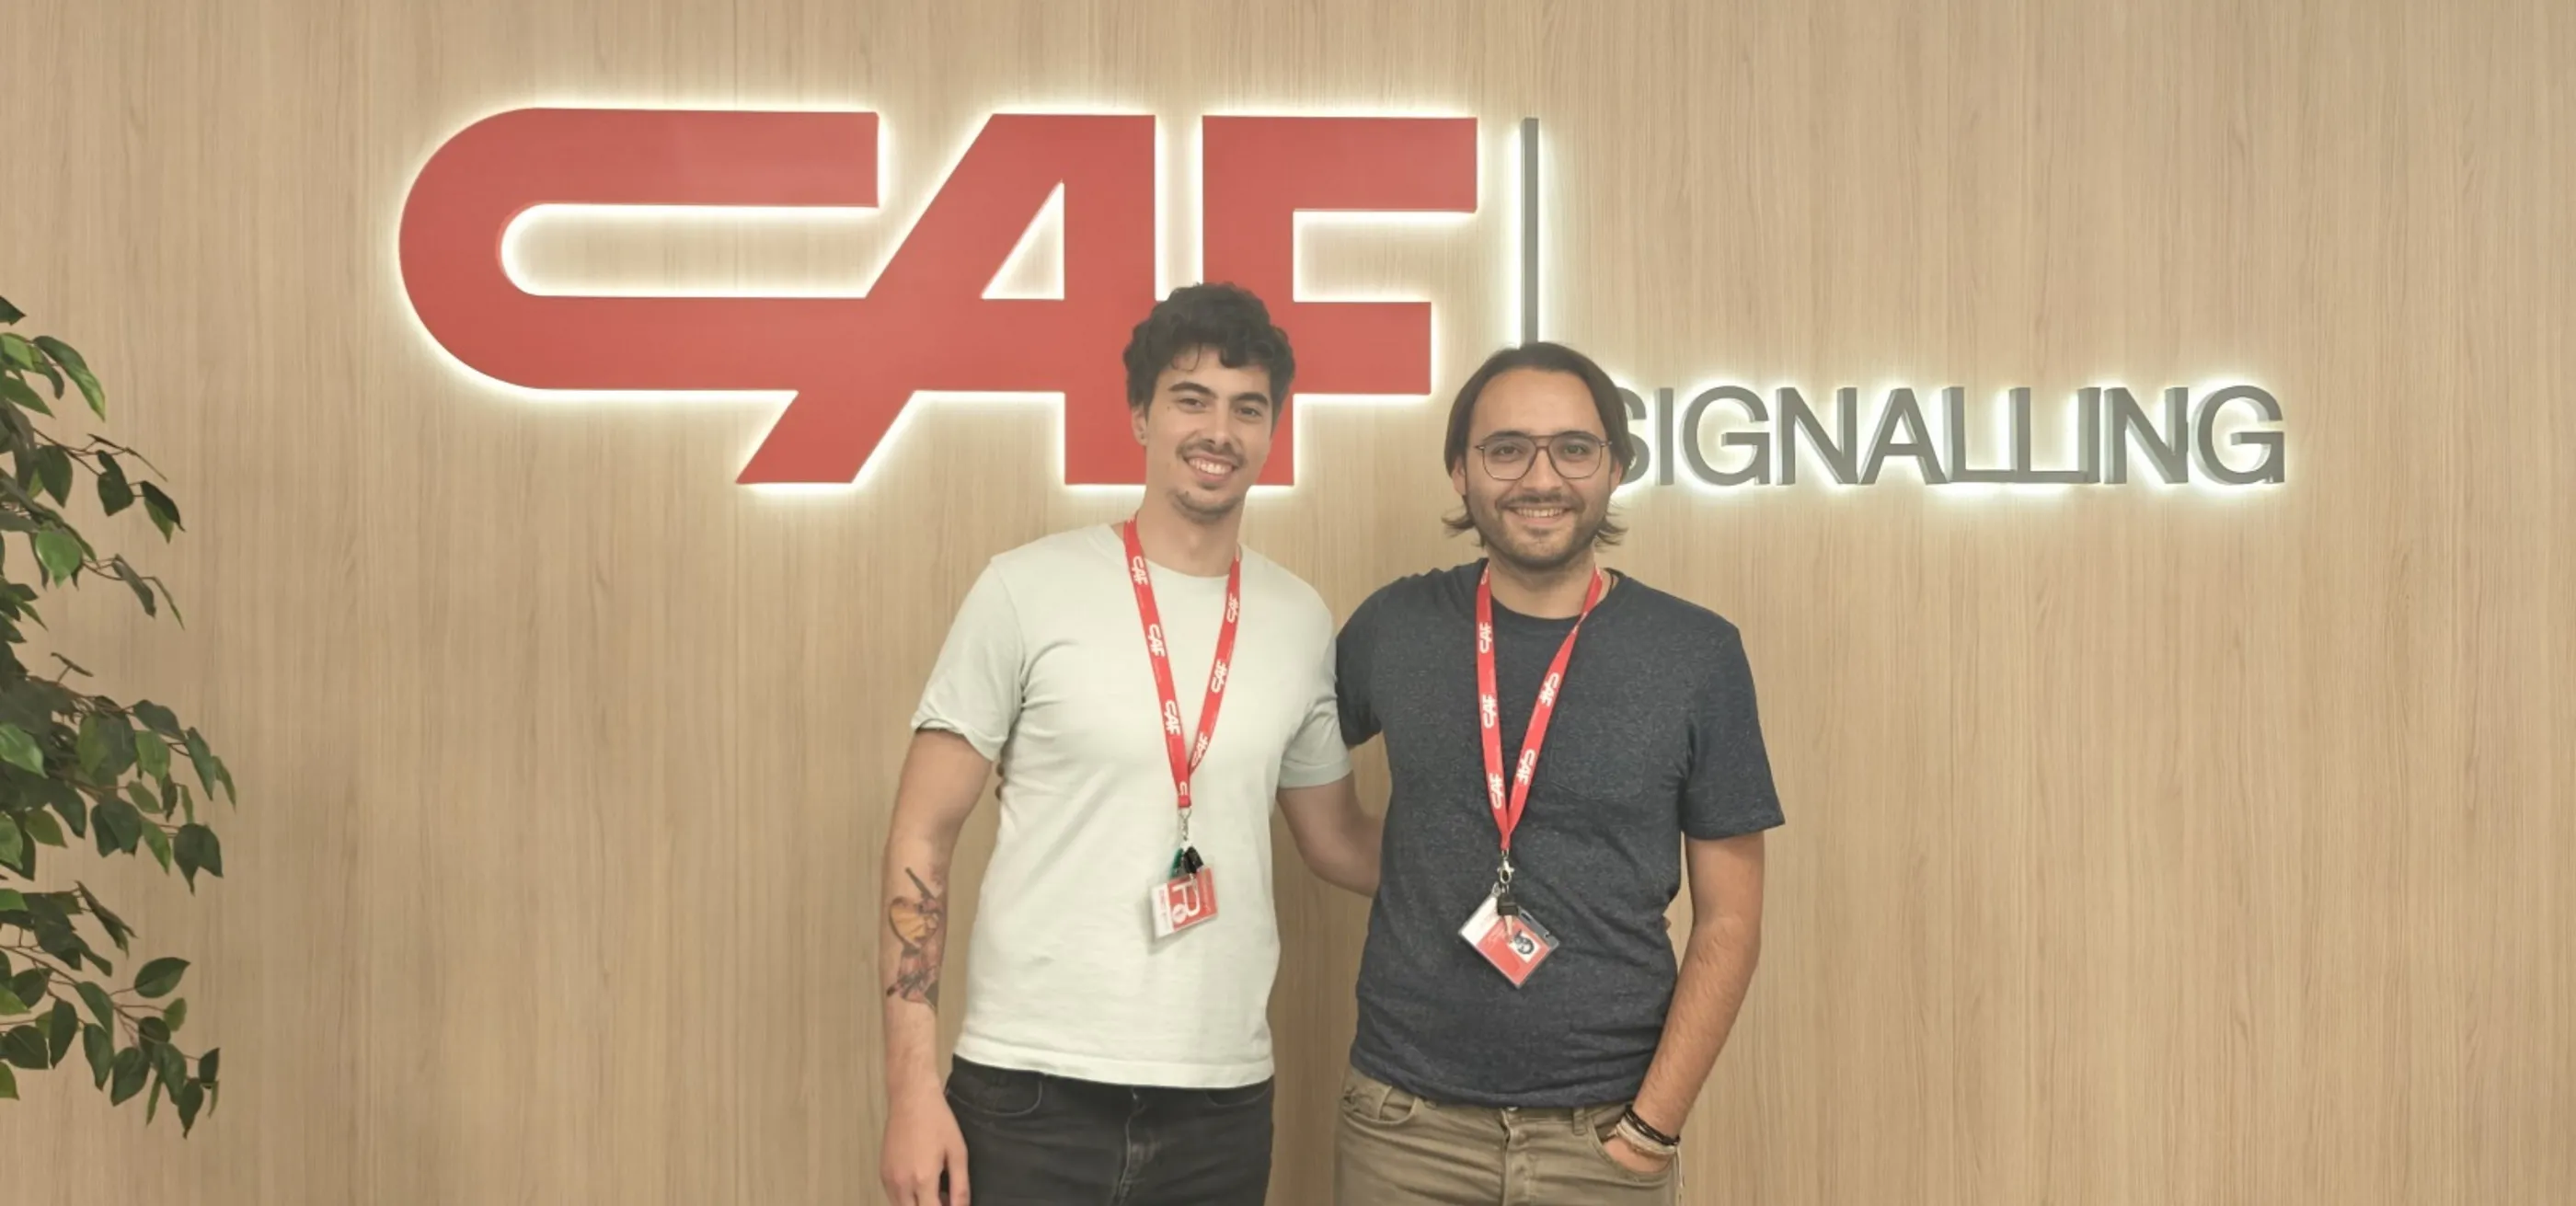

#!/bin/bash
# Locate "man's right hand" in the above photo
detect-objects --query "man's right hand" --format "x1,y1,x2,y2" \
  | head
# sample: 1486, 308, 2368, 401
880, 1085, 970, 1206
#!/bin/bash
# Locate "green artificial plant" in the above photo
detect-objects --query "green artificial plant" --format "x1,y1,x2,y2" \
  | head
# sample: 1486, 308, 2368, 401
0, 293, 230, 1132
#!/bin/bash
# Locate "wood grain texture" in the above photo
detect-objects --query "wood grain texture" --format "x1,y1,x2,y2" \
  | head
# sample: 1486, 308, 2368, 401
4, 1, 2566, 1202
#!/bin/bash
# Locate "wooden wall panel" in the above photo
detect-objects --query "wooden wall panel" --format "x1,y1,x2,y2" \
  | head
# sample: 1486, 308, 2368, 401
4, 1, 2567, 1202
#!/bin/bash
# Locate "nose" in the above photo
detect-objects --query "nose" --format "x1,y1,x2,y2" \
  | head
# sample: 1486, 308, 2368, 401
1519, 446, 1570, 489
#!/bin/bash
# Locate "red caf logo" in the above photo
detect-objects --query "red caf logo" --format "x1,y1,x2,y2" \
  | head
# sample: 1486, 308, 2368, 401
398, 109, 1480, 486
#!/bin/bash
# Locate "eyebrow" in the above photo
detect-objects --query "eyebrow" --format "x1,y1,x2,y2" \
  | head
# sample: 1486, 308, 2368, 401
1169, 381, 1272, 407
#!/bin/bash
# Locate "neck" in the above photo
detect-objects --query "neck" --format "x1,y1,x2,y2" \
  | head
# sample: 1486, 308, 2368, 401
1131, 496, 1241, 577
1486, 551, 1606, 619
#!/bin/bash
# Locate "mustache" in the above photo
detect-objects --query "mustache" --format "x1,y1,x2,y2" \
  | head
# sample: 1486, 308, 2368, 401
1495, 491, 1581, 510
1179, 441, 1241, 465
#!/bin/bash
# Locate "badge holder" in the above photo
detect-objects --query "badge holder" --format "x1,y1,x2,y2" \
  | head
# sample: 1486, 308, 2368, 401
1150, 818, 1219, 938
1458, 857, 1555, 986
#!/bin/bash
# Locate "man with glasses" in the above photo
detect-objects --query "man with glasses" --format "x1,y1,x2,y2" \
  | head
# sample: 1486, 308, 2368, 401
1329, 342, 1784, 1204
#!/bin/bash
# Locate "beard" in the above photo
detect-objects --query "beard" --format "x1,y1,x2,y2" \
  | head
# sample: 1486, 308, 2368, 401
1168, 482, 1242, 523
1466, 487, 1604, 575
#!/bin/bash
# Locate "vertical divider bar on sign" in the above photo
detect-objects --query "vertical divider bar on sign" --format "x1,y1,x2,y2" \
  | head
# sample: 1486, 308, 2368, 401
1521, 116, 1540, 346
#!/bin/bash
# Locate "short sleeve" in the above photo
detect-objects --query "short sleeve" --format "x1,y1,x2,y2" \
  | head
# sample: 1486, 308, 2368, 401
909, 562, 1025, 761
1334, 590, 1384, 747
1278, 614, 1353, 788
1682, 628, 1786, 840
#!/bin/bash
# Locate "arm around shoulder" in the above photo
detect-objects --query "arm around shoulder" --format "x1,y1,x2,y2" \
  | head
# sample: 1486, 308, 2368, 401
1280, 773, 1381, 895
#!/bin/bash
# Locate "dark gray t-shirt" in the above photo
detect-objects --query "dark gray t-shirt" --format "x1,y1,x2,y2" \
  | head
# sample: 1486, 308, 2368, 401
1336, 560, 1784, 1108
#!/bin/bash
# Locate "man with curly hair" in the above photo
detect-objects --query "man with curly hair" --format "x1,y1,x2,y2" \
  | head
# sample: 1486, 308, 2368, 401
878, 283, 1381, 1206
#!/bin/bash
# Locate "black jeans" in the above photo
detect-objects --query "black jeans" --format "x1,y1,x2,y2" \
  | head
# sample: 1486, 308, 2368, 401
945, 1057, 1274, 1205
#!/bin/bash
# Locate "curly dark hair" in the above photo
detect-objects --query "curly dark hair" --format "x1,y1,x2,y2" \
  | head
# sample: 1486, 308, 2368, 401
1122, 282, 1296, 419
1441, 341, 1631, 547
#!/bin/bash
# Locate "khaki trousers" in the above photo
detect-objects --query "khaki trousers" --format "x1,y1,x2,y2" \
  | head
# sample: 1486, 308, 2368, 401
1333, 1065, 1681, 1206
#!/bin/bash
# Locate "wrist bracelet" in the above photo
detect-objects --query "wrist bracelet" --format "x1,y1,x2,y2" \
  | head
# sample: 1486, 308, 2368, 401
1613, 1112, 1679, 1157
1619, 1106, 1681, 1149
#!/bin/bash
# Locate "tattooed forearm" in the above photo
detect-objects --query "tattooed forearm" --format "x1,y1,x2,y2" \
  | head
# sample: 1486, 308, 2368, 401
884, 867, 948, 1006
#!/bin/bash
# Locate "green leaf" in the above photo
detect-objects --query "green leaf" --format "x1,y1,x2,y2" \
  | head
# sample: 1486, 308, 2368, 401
2, 1024, 50, 1069
104, 716, 140, 780
34, 445, 72, 505
136, 1015, 170, 1045
9, 969, 47, 1008
78, 980, 117, 1028
23, 353, 63, 399
198, 1047, 219, 1085
0, 373, 49, 417
0, 989, 23, 1016
0, 1062, 14, 1099
84, 1024, 112, 1087
0, 333, 34, 371
78, 711, 113, 776
164, 997, 187, 1033
153, 1036, 185, 1087
175, 823, 222, 887
132, 701, 182, 738
0, 816, 20, 865
34, 528, 81, 582
134, 957, 188, 999
97, 453, 134, 514
94, 798, 144, 855
30, 338, 104, 419
176, 1076, 205, 1132
147, 1076, 164, 1123
48, 782, 89, 839
45, 999, 76, 1064
106, 555, 157, 617
0, 294, 22, 323
109, 1046, 147, 1103
126, 778, 159, 817
138, 730, 170, 779
0, 722, 43, 774
72, 883, 131, 954
18, 807, 62, 848
184, 729, 220, 797
0, 889, 23, 912
141, 821, 173, 871
138, 482, 182, 539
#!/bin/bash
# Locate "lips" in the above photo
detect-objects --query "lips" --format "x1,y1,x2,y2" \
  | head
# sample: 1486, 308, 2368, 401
1503, 498, 1577, 524
1183, 448, 1239, 485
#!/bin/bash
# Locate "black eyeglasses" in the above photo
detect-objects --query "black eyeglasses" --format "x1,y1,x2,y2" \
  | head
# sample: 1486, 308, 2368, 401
1472, 431, 1610, 481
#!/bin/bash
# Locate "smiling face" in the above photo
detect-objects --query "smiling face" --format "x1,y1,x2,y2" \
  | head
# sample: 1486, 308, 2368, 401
1131, 345, 1280, 523
1449, 366, 1625, 574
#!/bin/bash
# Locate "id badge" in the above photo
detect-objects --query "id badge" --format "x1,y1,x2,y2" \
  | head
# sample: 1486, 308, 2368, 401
1458, 890, 1557, 986
1151, 866, 1219, 937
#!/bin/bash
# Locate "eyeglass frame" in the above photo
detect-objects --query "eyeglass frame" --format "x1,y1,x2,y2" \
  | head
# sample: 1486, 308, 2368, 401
1468, 429, 1615, 481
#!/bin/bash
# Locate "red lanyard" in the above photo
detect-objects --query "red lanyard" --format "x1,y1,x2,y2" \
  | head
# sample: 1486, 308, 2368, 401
1121, 518, 1242, 832
1475, 565, 1606, 859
